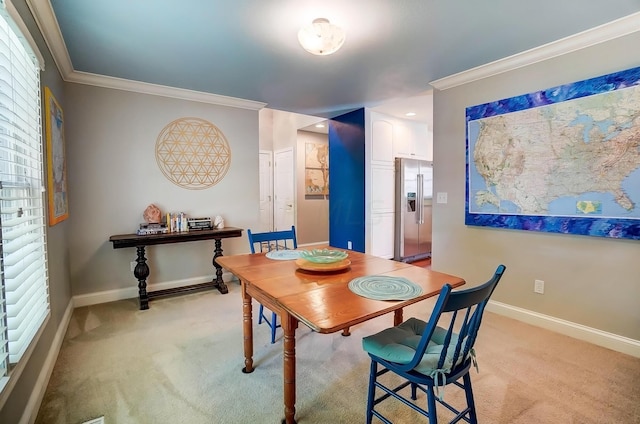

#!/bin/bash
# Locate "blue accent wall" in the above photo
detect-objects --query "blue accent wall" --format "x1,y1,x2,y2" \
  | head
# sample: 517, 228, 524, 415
328, 108, 365, 252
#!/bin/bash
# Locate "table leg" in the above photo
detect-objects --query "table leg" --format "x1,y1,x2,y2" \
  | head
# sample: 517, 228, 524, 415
133, 246, 150, 310
212, 238, 229, 294
282, 313, 298, 424
394, 308, 403, 326
241, 280, 254, 374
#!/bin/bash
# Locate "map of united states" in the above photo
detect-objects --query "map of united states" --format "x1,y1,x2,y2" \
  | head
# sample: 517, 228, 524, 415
468, 84, 640, 219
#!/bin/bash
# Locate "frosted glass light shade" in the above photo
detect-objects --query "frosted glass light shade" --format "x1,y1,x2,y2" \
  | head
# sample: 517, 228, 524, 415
297, 18, 345, 56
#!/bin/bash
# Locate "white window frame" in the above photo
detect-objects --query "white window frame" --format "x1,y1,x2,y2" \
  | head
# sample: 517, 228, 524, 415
0, 0, 48, 403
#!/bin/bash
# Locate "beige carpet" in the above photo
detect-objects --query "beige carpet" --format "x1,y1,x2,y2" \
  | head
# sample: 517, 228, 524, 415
35, 283, 640, 424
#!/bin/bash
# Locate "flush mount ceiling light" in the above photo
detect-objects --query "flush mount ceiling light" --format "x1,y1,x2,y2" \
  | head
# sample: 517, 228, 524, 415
297, 18, 345, 56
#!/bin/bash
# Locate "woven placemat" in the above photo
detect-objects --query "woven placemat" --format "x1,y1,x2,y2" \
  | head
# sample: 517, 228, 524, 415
265, 250, 301, 260
348, 275, 423, 301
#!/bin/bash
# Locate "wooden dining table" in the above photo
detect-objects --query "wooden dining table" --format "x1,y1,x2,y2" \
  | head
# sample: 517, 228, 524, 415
215, 247, 466, 424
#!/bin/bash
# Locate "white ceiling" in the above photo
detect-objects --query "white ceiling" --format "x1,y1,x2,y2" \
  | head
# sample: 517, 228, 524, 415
29, 1, 640, 121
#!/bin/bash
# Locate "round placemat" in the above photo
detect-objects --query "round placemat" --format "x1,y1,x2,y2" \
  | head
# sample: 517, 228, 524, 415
265, 250, 301, 260
348, 275, 423, 301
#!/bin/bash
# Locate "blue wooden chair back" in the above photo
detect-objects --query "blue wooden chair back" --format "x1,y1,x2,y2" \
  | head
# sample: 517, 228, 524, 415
247, 226, 297, 253
401, 264, 505, 374
246, 226, 298, 343
362, 264, 506, 424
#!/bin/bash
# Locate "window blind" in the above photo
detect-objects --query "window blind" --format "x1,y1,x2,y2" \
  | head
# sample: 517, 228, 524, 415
0, 4, 48, 376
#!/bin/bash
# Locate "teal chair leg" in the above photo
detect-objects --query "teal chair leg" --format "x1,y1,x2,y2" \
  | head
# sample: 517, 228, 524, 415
426, 386, 437, 424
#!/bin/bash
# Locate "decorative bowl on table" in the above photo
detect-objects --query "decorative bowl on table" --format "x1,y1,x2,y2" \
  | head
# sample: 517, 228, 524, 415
299, 248, 348, 264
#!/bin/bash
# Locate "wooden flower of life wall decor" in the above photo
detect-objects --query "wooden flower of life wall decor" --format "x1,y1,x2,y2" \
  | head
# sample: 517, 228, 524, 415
155, 117, 231, 190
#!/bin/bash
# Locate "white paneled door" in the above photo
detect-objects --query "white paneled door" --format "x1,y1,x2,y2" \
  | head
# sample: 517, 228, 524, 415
258, 150, 273, 232
274, 148, 295, 231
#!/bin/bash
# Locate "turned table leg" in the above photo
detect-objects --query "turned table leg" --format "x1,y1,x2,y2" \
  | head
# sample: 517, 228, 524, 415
241, 281, 254, 374
133, 246, 150, 310
282, 313, 298, 424
212, 238, 229, 294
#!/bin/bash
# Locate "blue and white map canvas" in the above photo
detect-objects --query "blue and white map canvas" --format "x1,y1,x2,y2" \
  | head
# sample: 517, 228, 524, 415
466, 66, 640, 240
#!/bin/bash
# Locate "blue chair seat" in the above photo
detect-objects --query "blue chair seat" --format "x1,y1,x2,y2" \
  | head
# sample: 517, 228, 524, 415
363, 318, 466, 376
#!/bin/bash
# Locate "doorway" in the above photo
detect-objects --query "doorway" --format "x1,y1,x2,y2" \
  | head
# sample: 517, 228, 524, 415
274, 147, 295, 231
258, 150, 273, 231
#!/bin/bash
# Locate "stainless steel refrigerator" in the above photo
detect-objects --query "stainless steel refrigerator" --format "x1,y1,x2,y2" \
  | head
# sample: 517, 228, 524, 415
394, 158, 433, 262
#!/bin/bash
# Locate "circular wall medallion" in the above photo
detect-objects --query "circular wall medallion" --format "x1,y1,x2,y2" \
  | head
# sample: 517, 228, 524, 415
155, 117, 231, 190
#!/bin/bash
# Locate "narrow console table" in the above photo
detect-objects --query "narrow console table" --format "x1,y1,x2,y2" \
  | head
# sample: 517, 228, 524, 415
109, 227, 243, 310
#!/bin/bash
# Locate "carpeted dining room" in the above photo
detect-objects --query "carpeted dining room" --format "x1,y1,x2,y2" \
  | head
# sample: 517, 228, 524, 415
35, 280, 640, 424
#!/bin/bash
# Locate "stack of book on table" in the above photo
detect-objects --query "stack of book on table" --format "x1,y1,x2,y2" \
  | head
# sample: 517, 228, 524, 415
187, 217, 213, 231
137, 222, 169, 235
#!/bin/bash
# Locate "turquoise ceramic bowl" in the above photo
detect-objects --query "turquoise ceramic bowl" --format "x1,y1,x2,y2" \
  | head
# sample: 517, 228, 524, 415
299, 249, 348, 264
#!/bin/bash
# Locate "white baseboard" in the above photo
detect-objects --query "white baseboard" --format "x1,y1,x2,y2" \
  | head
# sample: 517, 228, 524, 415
22, 299, 74, 424
299, 241, 329, 247
487, 300, 640, 358
73, 272, 237, 308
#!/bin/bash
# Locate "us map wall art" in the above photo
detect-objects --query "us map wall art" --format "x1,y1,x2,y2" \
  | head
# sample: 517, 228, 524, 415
465, 66, 640, 240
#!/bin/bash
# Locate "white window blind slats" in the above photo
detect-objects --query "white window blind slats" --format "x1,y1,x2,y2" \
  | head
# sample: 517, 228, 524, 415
0, 110, 40, 141
4, 255, 45, 294
1, 189, 41, 207
7, 299, 46, 362
4, 250, 45, 287
1, 220, 43, 244
6, 276, 46, 324
6, 273, 46, 322
2, 239, 44, 270
0, 155, 41, 178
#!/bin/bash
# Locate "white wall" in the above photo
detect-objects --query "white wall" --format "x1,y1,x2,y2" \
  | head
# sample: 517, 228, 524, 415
258, 108, 274, 151
432, 31, 640, 343
65, 84, 260, 297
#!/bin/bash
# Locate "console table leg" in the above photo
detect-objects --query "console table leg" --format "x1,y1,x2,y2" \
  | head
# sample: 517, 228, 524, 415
134, 246, 150, 310
212, 238, 229, 294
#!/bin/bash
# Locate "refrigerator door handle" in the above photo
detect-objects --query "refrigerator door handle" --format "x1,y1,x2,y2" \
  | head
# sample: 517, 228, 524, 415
417, 174, 424, 224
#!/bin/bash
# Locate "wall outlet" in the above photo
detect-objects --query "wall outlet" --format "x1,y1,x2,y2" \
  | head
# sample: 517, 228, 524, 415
130, 261, 137, 272
534, 279, 544, 294
436, 192, 448, 204
347, 240, 352, 249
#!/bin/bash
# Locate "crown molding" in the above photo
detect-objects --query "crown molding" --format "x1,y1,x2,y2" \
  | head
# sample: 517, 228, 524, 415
26, 0, 73, 76
430, 12, 640, 91
66, 70, 267, 110
26, 0, 266, 110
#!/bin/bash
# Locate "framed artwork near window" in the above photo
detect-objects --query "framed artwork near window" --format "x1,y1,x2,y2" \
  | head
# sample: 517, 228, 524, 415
44, 87, 69, 225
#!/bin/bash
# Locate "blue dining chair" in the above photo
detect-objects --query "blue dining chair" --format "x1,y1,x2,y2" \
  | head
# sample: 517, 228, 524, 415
247, 226, 297, 344
362, 265, 506, 424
